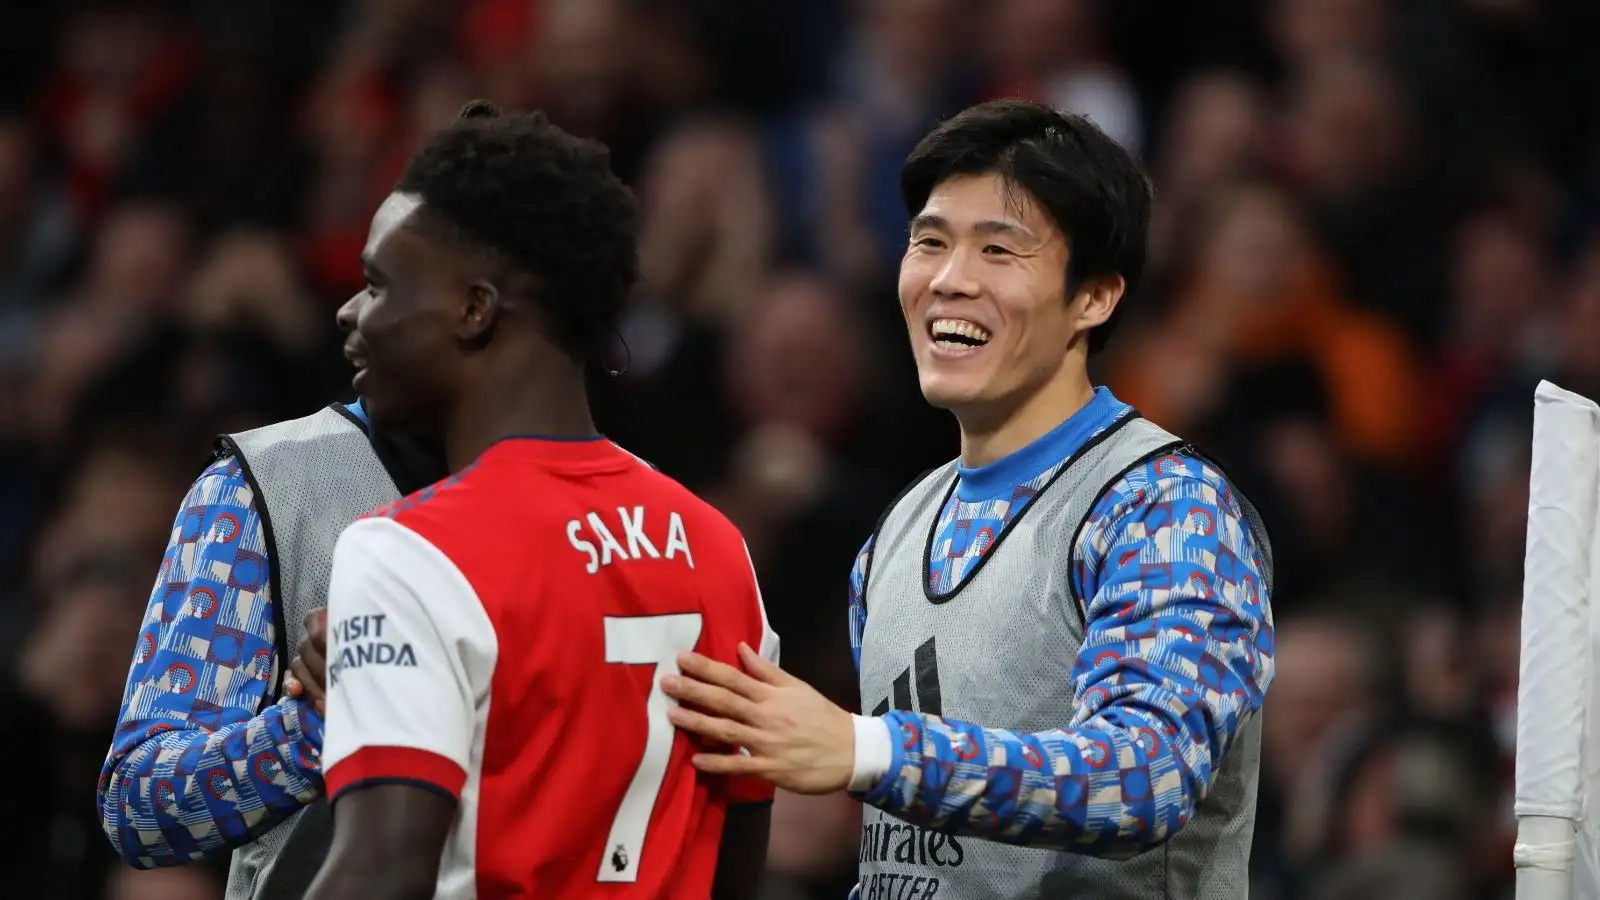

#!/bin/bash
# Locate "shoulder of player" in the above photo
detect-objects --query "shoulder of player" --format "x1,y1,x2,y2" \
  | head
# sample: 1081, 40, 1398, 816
622, 465, 721, 518
332, 517, 492, 644
361, 461, 487, 526
1085, 448, 1242, 527
157, 456, 258, 552
339, 512, 435, 555
336, 513, 471, 590
854, 533, 874, 560
647, 472, 751, 550
186, 453, 253, 504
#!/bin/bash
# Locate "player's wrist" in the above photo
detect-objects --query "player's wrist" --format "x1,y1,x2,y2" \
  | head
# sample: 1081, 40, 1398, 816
847, 714, 892, 792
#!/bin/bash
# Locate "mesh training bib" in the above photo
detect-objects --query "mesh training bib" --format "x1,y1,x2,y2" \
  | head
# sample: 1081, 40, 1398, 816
857, 416, 1270, 900
221, 406, 401, 900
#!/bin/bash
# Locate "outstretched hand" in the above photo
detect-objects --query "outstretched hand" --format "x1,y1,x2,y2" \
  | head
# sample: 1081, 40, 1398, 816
661, 643, 856, 795
284, 609, 328, 716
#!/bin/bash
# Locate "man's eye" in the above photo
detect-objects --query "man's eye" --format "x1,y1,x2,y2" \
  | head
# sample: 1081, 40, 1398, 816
912, 237, 945, 249
983, 245, 1013, 256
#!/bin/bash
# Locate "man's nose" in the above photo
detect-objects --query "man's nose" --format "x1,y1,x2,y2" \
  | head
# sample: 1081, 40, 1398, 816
929, 249, 980, 299
335, 292, 363, 333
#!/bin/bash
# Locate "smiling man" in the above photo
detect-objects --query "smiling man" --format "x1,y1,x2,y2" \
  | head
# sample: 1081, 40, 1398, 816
662, 99, 1277, 900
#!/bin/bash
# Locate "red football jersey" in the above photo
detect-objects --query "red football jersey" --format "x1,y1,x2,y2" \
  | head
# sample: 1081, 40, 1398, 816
321, 437, 778, 899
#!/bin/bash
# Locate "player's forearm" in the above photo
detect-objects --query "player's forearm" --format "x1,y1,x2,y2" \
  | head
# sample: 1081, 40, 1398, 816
99, 697, 325, 867
855, 699, 1221, 857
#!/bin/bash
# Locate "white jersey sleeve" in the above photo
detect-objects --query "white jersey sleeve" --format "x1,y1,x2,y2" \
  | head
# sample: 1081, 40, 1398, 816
321, 516, 497, 804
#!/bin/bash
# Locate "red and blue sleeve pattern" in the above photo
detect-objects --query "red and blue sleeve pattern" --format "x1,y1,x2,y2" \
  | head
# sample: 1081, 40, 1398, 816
847, 537, 873, 674
98, 457, 326, 868
854, 454, 1275, 857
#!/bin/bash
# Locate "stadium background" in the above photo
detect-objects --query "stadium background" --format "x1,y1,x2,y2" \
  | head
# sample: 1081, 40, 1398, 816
1, 0, 1597, 898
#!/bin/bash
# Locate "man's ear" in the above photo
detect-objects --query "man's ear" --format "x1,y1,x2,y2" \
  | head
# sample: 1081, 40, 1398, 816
1071, 273, 1126, 334
459, 280, 499, 343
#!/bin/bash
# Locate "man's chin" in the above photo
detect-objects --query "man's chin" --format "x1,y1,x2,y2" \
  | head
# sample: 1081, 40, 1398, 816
918, 376, 986, 412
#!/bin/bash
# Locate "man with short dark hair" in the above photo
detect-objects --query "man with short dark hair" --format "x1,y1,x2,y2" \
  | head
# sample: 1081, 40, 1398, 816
663, 99, 1277, 899
294, 101, 773, 900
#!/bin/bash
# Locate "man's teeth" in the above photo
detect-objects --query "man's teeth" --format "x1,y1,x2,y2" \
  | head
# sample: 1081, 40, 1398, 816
931, 318, 992, 346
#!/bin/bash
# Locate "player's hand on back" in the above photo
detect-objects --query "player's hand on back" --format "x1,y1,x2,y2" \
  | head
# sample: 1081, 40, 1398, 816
285, 608, 329, 715
662, 644, 855, 795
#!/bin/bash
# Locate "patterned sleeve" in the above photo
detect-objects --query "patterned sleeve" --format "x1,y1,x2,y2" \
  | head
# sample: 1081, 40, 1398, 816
847, 536, 873, 674
855, 454, 1275, 857
98, 457, 326, 868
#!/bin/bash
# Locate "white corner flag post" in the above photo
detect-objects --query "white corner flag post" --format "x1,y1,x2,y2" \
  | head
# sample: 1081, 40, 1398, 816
1517, 380, 1600, 900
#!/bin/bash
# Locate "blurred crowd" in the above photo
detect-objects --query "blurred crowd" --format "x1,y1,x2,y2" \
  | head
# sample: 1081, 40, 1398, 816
2, 0, 1598, 898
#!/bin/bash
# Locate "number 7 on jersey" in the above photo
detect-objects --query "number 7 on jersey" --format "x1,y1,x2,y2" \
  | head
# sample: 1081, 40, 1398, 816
598, 613, 704, 883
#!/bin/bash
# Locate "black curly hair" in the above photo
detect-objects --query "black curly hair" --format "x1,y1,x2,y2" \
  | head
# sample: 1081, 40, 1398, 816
395, 100, 639, 362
